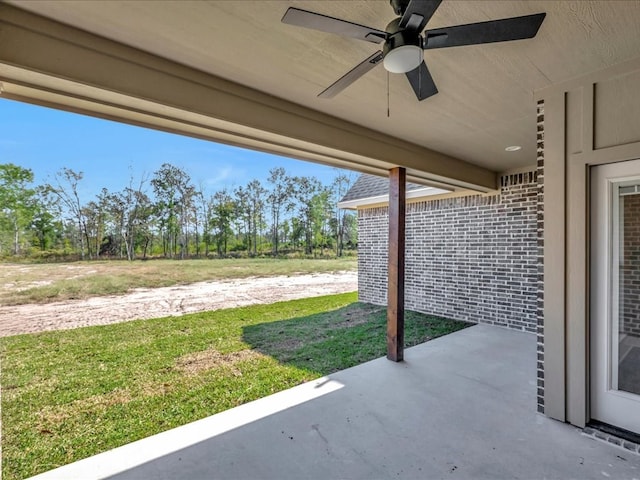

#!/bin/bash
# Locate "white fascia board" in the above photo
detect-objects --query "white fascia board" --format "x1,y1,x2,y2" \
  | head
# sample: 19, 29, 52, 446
338, 186, 450, 210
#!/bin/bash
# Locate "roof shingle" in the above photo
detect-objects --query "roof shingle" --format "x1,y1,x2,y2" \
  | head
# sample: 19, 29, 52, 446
340, 174, 424, 202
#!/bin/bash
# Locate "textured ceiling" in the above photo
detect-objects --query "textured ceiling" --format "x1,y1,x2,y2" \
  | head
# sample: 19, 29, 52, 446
9, 0, 640, 172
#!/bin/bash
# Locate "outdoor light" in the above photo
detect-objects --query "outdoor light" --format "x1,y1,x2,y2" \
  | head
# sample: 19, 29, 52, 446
383, 45, 423, 73
382, 18, 423, 74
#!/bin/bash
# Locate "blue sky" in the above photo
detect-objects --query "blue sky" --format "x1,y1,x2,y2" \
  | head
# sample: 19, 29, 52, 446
0, 99, 352, 199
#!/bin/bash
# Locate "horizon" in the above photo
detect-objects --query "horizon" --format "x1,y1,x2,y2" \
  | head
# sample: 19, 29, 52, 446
0, 98, 357, 200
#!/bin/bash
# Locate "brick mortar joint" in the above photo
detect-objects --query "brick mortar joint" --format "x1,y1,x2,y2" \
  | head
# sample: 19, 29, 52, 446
582, 427, 640, 455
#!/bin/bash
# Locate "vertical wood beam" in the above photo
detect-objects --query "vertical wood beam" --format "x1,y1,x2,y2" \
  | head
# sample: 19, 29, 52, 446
387, 167, 406, 362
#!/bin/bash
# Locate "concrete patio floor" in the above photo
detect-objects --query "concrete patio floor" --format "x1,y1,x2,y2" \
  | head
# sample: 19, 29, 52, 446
32, 325, 639, 479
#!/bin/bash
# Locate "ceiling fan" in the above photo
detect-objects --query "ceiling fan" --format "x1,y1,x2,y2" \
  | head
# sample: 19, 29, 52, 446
281, 0, 546, 101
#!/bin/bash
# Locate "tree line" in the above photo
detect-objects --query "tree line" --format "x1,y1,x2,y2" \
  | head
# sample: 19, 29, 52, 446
0, 162, 357, 261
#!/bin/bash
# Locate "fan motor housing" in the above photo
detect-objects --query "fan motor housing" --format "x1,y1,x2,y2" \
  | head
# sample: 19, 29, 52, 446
383, 18, 422, 58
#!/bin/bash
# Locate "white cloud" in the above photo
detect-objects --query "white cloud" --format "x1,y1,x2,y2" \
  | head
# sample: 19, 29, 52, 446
205, 165, 245, 186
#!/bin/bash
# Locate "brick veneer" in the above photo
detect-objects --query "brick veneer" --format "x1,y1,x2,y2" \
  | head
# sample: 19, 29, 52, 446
357, 170, 539, 333
621, 194, 640, 336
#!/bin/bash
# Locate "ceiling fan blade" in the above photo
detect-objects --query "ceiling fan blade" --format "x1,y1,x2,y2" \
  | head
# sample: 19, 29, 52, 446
399, 0, 443, 32
405, 61, 438, 101
282, 7, 386, 44
423, 12, 546, 49
318, 51, 384, 99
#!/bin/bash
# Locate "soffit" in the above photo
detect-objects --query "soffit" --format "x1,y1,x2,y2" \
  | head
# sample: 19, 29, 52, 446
8, 0, 640, 172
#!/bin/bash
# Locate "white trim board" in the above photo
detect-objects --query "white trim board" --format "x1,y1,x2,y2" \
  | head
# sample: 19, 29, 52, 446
338, 187, 450, 210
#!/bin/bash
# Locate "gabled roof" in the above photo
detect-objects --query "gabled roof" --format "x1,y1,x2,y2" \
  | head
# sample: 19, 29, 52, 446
341, 174, 424, 202
339, 174, 449, 209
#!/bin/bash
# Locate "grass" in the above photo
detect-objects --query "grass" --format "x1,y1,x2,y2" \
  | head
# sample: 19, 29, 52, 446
0, 257, 357, 305
0, 292, 469, 480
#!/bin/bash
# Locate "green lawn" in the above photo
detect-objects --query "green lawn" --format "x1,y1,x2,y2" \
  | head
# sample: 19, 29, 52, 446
0, 257, 357, 305
0, 292, 469, 480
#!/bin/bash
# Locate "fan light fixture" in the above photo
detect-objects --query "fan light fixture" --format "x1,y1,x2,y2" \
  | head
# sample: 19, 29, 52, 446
383, 45, 423, 73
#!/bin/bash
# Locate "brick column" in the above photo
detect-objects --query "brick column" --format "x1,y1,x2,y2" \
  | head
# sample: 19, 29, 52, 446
536, 99, 545, 413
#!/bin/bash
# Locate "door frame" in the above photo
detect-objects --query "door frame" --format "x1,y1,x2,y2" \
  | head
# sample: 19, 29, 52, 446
537, 55, 640, 429
590, 160, 640, 433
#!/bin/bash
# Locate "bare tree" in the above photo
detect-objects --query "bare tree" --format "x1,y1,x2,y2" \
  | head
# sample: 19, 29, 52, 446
107, 173, 152, 260
49, 168, 90, 259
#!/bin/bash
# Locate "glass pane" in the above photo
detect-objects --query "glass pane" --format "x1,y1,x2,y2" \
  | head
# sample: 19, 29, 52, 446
620, 185, 638, 196
617, 191, 640, 395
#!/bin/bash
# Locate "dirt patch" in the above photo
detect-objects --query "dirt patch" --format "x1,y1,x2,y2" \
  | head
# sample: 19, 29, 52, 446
176, 349, 264, 376
0, 263, 100, 294
0, 272, 357, 337
335, 304, 381, 328
38, 388, 133, 428
271, 338, 305, 352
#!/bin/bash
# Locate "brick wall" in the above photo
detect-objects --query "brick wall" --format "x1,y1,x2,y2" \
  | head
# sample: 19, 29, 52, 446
621, 194, 640, 336
357, 170, 539, 333
357, 207, 390, 303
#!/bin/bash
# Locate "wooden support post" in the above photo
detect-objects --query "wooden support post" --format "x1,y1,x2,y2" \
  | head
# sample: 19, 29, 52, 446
387, 167, 406, 362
